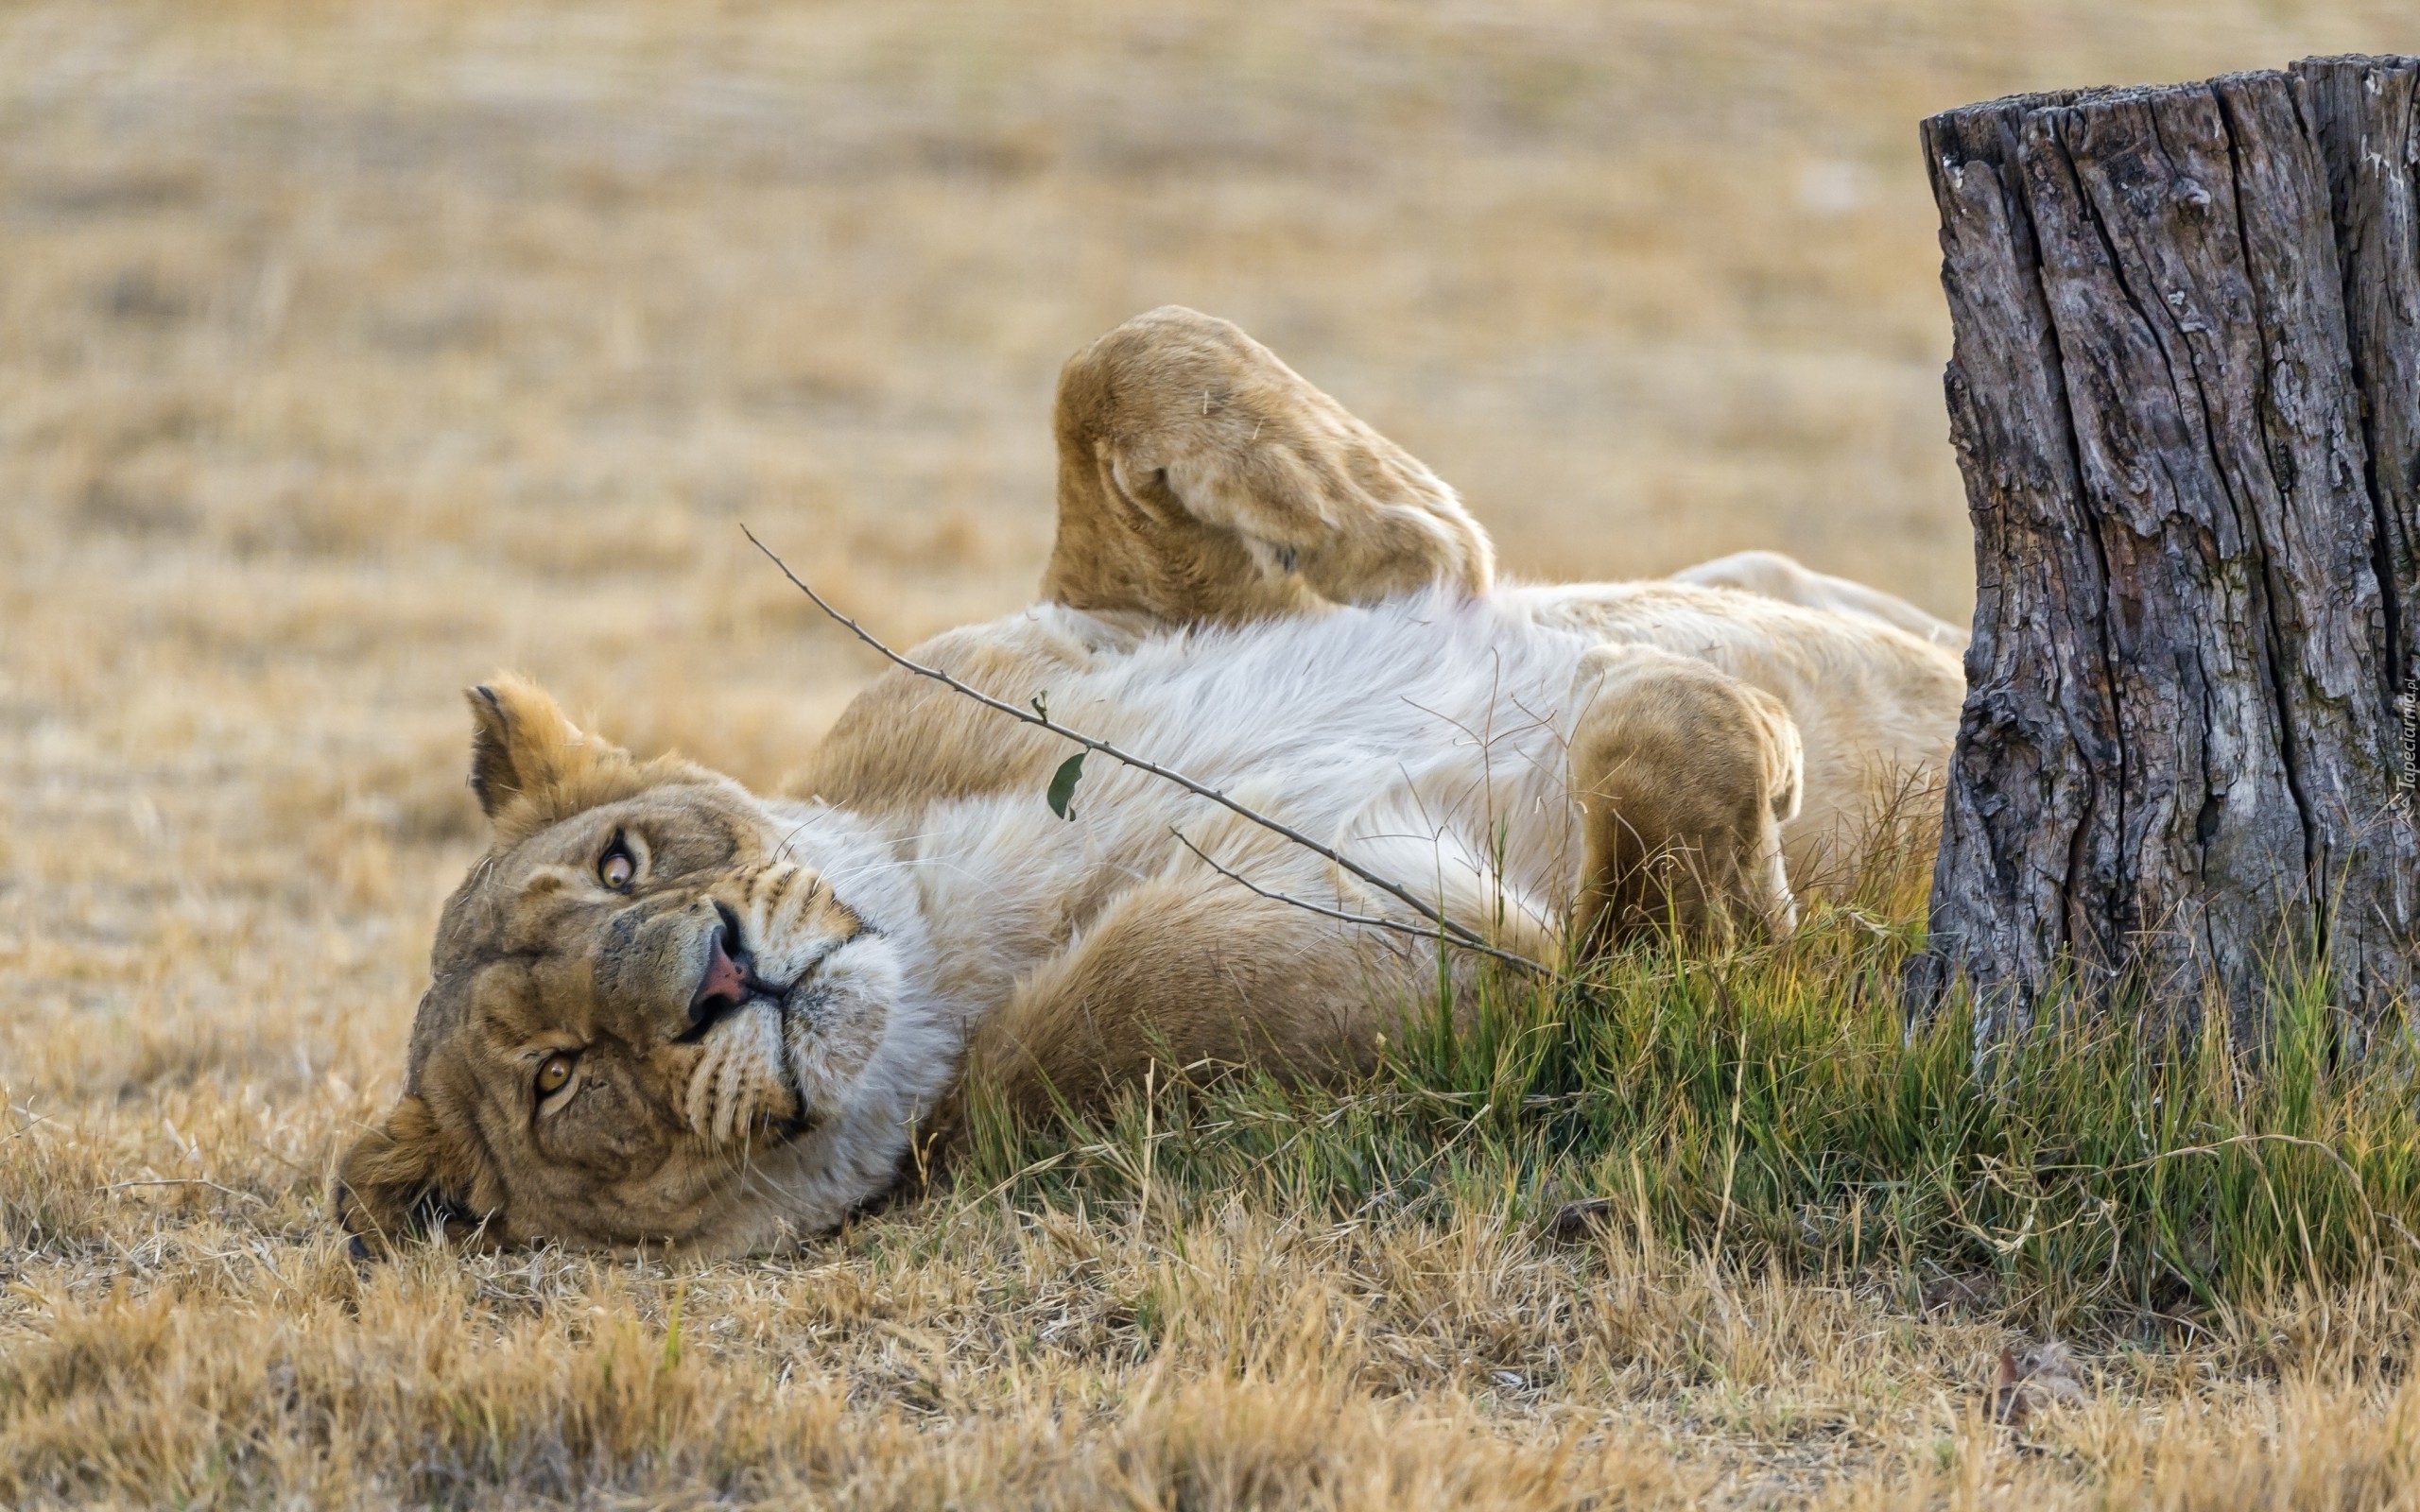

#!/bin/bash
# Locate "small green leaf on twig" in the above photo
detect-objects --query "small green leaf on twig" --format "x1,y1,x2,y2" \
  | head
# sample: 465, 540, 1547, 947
1031, 692, 1050, 722
1046, 752, 1086, 820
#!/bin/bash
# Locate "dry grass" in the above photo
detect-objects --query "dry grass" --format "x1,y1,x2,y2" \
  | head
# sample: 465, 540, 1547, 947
9, 2, 2420, 1505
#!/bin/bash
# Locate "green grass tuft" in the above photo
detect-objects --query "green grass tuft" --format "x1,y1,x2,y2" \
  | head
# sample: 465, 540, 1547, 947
963, 900, 2420, 1332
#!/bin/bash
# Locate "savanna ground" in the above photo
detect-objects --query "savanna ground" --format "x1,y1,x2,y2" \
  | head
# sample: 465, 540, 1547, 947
9, 3, 2420, 1506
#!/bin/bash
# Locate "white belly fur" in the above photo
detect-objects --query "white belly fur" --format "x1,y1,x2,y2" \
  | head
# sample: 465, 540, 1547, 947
798, 580, 1961, 1022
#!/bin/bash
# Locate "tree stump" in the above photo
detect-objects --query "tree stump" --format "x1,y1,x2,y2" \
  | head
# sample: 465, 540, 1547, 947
1909, 56, 2420, 1040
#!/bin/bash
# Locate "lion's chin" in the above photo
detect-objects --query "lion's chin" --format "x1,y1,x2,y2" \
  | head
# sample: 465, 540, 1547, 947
773, 949, 900, 1120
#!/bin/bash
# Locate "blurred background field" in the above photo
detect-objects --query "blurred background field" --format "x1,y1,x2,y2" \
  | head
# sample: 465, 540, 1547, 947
17, 0, 2419, 1091
8, 3, 2420, 1505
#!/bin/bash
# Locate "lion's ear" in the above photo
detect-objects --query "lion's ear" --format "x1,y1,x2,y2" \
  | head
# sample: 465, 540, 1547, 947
336, 1095, 483, 1256
466, 676, 576, 819
463, 675, 636, 838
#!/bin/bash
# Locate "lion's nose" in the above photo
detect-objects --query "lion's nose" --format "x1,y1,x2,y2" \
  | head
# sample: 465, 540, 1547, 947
689, 922, 752, 1029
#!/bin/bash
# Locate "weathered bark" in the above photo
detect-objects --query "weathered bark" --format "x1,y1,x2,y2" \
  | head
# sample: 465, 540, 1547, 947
1910, 56, 2420, 1040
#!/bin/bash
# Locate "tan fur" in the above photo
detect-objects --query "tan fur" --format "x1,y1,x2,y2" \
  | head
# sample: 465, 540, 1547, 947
344, 308, 1966, 1255
1670, 548, 1970, 652
964, 879, 1385, 1115
792, 611, 1141, 822
1042, 305, 1493, 624
1568, 644, 1804, 949
1514, 583, 1961, 890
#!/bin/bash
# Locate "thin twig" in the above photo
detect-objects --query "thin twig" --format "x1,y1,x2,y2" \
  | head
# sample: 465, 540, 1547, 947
100, 1178, 268, 1206
1168, 828, 1550, 976
744, 524, 1530, 963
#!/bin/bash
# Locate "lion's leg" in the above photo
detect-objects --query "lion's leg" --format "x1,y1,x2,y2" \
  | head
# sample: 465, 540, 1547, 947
1043, 305, 1494, 626
961, 876, 1404, 1120
1567, 644, 1804, 953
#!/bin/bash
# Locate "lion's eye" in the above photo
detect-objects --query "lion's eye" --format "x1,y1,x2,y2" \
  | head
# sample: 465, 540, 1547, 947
535, 1052, 576, 1097
598, 839, 636, 889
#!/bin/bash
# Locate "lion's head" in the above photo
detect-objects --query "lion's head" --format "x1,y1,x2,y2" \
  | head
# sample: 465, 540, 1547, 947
337, 677, 931, 1255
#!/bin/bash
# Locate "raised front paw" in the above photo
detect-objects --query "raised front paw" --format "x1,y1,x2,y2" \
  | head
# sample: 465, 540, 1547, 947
1044, 306, 1493, 624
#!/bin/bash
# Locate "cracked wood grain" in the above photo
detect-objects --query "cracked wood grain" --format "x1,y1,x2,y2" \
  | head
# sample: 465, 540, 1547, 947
1912, 55, 2420, 1040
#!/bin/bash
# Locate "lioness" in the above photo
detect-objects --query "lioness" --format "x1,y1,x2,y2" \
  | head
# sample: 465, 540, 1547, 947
339, 307, 1965, 1255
